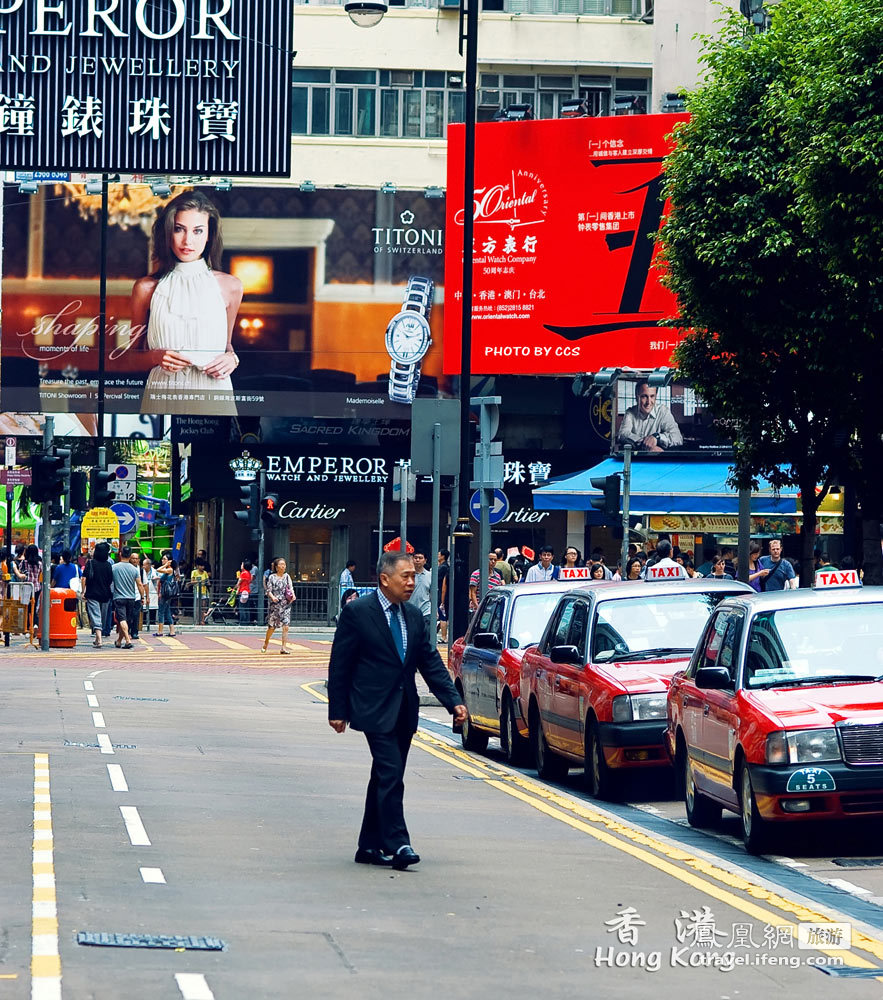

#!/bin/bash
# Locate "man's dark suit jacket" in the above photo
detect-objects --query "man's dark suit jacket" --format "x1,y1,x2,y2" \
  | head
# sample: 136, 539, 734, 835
328, 591, 460, 733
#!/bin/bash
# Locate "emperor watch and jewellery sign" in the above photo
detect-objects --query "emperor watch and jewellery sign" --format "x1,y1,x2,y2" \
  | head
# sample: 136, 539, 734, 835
0, 0, 293, 176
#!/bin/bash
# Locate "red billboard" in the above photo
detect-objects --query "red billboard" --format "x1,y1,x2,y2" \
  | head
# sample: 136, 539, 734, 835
443, 113, 688, 375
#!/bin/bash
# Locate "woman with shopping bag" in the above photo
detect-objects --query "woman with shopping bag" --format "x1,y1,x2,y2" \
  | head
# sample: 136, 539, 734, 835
260, 557, 296, 655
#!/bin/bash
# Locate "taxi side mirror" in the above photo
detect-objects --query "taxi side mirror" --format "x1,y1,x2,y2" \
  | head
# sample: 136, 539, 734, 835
696, 666, 733, 690
550, 644, 582, 665
473, 632, 502, 651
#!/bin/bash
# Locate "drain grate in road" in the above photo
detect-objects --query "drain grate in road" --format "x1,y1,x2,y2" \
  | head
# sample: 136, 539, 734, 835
832, 858, 883, 868
816, 966, 883, 978
77, 933, 226, 951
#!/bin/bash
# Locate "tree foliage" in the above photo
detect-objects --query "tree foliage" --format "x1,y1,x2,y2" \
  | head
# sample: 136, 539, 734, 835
657, 0, 883, 581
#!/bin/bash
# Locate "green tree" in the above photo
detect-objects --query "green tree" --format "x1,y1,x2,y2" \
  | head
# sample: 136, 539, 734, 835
658, 0, 883, 584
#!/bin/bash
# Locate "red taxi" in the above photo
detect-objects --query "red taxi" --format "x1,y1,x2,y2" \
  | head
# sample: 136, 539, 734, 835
448, 582, 571, 763
666, 571, 883, 853
521, 577, 751, 798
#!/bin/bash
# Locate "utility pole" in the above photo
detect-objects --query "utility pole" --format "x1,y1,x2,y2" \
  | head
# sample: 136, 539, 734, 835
257, 471, 267, 624
620, 445, 632, 576
40, 417, 53, 652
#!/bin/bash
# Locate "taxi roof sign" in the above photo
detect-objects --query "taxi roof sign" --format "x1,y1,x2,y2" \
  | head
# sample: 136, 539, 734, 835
814, 568, 861, 589
560, 567, 592, 580
645, 560, 688, 582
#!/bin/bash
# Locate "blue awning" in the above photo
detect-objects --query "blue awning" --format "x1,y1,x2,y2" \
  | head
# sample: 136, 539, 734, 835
532, 459, 798, 515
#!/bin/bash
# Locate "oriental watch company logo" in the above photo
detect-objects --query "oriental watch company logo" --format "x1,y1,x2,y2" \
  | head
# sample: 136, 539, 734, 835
455, 169, 549, 231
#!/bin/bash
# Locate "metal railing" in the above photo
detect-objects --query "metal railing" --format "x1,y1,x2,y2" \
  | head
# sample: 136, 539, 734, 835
161, 578, 357, 627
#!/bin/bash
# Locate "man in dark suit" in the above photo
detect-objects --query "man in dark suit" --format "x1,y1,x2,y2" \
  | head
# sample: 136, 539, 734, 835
328, 550, 467, 870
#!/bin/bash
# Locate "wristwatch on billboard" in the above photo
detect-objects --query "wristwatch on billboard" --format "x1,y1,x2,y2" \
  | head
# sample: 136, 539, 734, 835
385, 276, 434, 404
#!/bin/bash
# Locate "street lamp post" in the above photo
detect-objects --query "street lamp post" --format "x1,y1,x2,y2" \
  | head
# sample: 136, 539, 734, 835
345, 0, 479, 639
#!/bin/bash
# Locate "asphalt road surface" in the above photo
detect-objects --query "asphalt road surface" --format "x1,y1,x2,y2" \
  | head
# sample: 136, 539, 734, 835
3, 633, 883, 998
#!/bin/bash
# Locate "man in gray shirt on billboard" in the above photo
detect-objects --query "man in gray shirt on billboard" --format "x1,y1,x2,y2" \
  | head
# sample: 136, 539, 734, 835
617, 380, 684, 453
409, 548, 432, 622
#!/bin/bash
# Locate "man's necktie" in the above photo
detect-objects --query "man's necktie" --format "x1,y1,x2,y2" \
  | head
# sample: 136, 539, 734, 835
389, 604, 405, 661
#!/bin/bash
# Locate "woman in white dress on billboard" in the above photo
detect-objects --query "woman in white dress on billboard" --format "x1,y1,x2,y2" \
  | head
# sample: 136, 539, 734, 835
131, 191, 243, 415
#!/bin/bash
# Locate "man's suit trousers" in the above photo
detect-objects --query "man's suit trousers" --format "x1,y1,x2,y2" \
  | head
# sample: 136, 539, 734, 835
358, 698, 413, 852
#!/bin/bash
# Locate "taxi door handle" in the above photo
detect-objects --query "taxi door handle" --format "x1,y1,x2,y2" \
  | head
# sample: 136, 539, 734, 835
703, 704, 710, 716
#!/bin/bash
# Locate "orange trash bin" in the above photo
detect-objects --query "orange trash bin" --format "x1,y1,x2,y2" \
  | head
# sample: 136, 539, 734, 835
35, 588, 79, 648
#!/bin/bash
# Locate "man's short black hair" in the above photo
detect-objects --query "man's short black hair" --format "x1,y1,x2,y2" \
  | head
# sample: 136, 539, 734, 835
539, 545, 554, 556
439, 549, 450, 560
635, 379, 651, 395
120, 546, 131, 559
346, 559, 356, 569
412, 548, 426, 558
242, 559, 252, 571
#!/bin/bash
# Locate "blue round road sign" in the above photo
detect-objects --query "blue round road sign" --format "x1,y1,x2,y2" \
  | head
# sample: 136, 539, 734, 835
109, 502, 138, 535
470, 489, 509, 525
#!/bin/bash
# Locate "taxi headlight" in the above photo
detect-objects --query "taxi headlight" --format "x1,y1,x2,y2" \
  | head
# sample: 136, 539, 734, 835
611, 695, 632, 723
630, 692, 668, 721
766, 728, 840, 764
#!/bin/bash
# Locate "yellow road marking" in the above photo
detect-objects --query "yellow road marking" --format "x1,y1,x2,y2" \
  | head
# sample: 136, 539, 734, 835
31, 753, 61, 997
157, 636, 187, 649
302, 680, 883, 970
203, 635, 254, 651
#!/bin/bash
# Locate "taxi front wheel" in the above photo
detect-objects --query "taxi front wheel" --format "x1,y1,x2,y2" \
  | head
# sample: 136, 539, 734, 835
682, 746, 721, 828
585, 721, 616, 800
740, 764, 770, 854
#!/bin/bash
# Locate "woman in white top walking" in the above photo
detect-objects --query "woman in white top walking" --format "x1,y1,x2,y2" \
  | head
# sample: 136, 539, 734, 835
130, 191, 243, 415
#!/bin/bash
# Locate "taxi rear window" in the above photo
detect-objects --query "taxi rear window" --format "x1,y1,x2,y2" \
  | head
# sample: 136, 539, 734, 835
591, 592, 737, 662
745, 603, 883, 688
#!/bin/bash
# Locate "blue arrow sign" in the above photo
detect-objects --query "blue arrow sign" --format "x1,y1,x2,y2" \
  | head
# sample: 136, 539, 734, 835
470, 489, 509, 525
110, 502, 138, 535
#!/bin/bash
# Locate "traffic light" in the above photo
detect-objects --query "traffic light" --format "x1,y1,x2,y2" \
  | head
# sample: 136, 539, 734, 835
70, 471, 88, 511
89, 467, 117, 508
590, 474, 621, 518
261, 492, 280, 527
235, 482, 260, 536
30, 447, 71, 504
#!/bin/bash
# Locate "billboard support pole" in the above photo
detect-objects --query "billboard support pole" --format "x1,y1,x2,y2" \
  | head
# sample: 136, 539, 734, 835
620, 444, 631, 577
40, 417, 54, 652
737, 487, 751, 583
97, 175, 108, 454
257, 471, 266, 625
452, 0, 479, 642
429, 423, 441, 649
378, 485, 384, 566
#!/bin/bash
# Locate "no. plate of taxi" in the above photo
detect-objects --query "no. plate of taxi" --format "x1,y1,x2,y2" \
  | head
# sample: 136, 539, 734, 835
666, 569, 883, 852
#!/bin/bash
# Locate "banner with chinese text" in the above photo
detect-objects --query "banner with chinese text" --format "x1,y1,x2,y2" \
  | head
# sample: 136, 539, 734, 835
443, 114, 689, 375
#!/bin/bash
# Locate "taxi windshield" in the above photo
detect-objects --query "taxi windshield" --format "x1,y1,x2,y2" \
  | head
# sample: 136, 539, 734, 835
509, 592, 565, 650
745, 603, 883, 688
592, 593, 733, 662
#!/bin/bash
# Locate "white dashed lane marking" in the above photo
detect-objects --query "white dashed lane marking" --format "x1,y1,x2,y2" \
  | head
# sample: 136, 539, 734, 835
175, 972, 214, 999
106, 764, 128, 792
140, 867, 166, 884
120, 806, 151, 847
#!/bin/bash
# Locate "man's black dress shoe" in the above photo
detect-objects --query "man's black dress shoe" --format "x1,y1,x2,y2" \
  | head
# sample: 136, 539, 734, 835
354, 848, 393, 866
391, 845, 420, 870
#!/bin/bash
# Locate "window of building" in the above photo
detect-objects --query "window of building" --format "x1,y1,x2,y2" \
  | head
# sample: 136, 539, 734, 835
292, 67, 650, 137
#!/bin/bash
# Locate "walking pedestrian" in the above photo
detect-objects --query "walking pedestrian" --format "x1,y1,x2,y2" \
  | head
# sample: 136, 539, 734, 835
260, 557, 296, 654
408, 548, 432, 622
84, 542, 114, 648
437, 549, 450, 643
154, 553, 179, 637
236, 559, 253, 626
112, 546, 145, 648
141, 556, 159, 630
328, 551, 467, 869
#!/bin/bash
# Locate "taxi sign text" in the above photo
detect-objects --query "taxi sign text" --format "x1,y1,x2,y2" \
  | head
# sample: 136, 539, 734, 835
559, 567, 592, 580
646, 563, 687, 581
81, 507, 120, 538
814, 569, 861, 589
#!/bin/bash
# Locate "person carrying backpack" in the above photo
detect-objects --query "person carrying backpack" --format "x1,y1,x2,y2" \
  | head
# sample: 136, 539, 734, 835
154, 552, 180, 637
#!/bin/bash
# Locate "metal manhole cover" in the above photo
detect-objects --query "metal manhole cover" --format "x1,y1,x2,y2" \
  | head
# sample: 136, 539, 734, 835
77, 933, 226, 951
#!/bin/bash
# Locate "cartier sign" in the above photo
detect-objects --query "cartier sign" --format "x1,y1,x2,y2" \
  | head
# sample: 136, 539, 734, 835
0, 0, 293, 175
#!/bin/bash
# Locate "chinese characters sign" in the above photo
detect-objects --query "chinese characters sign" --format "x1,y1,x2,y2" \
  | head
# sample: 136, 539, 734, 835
443, 114, 689, 375
0, 1, 292, 176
